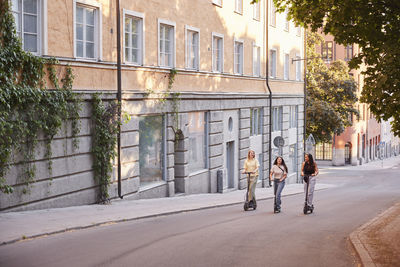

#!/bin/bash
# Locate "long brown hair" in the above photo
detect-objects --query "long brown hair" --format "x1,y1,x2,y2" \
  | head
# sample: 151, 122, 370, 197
273, 156, 288, 173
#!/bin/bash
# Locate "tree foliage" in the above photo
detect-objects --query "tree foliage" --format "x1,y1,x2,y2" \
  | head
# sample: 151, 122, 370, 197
305, 31, 358, 142
269, 0, 400, 137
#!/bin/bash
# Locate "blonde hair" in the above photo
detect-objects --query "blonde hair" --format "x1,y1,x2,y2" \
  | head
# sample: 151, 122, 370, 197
247, 150, 255, 160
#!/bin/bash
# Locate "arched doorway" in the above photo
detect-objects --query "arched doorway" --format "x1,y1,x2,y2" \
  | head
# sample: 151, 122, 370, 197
345, 142, 352, 165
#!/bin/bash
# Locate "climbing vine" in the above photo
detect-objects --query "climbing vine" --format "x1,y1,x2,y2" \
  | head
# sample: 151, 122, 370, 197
0, 1, 80, 194
91, 94, 119, 203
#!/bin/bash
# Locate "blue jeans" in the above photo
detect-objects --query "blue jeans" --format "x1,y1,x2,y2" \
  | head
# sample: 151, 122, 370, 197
274, 179, 285, 209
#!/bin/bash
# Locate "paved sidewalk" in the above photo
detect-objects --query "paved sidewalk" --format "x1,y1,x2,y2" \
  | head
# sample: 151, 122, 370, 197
350, 202, 400, 267
0, 183, 334, 246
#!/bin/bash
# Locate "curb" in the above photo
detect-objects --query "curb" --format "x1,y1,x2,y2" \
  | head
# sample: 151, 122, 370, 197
349, 203, 399, 267
1, 190, 310, 246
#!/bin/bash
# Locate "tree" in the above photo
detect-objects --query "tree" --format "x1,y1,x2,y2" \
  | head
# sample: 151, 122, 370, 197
304, 31, 358, 143
266, 0, 400, 137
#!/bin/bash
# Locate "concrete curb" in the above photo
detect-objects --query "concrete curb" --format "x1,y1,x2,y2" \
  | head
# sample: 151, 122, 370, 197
349, 203, 399, 267
1, 190, 314, 246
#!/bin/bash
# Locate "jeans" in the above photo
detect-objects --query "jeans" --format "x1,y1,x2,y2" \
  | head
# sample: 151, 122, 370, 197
304, 176, 316, 206
274, 179, 285, 209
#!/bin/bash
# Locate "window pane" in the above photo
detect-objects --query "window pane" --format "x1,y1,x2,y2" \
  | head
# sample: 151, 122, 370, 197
86, 25, 94, 42
13, 13, 21, 32
86, 42, 94, 58
188, 112, 206, 173
86, 8, 95, 25
76, 24, 83, 40
132, 48, 138, 63
23, 33, 37, 52
125, 18, 130, 32
24, 14, 37, 33
131, 34, 138, 49
76, 40, 84, 57
124, 33, 129, 47
23, 0, 37, 14
12, 0, 20, 12
76, 7, 84, 23
125, 47, 130, 61
139, 116, 163, 185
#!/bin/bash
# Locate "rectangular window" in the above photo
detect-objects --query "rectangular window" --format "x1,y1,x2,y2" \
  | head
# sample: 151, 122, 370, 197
289, 105, 298, 128
188, 112, 208, 173
75, 4, 99, 59
270, 0, 276, 26
12, 0, 41, 54
284, 53, 290, 80
186, 27, 200, 70
250, 108, 263, 136
212, 33, 224, 72
295, 55, 302, 81
345, 44, 353, 61
124, 12, 143, 64
253, 0, 260, 20
296, 26, 301, 37
159, 20, 175, 68
272, 106, 283, 132
253, 44, 261, 76
234, 40, 244, 75
321, 41, 333, 61
284, 10, 289, 31
235, 0, 243, 14
270, 49, 277, 78
139, 115, 165, 186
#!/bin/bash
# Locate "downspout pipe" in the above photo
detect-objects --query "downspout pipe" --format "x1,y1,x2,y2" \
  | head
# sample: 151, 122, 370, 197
304, 30, 307, 159
265, 2, 272, 188
116, 0, 123, 199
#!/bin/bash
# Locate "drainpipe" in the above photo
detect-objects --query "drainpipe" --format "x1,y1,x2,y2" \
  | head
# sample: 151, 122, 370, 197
116, 0, 123, 199
265, 2, 272, 188
304, 30, 307, 159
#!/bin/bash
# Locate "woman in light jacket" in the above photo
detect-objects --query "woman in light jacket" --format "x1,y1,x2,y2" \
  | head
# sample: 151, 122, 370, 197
242, 150, 259, 205
270, 156, 288, 213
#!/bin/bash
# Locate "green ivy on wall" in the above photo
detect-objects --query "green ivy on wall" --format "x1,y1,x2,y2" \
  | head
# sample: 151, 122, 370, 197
0, 1, 80, 194
91, 94, 120, 203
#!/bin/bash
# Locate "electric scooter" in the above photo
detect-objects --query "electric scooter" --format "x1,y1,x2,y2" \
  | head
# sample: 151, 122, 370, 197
303, 175, 314, 214
243, 172, 257, 211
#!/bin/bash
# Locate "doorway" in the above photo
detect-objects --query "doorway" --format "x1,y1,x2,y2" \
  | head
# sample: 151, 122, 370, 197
226, 141, 235, 189
345, 142, 351, 164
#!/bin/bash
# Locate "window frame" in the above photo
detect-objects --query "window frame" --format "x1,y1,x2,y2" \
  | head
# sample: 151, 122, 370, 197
253, 42, 261, 77
187, 112, 209, 174
284, 52, 290, 80
295, 54, 302, 81
284, 9, 289, 31
122, 9, 144, 65
235, 0, 243, 14
345, 44, 353, 61
73, 0, 102, 61
212, 32, 224, 73
185, 25, 200, 70
11, 0, 47, 55
270, 0, 276, 27
253, 0, 260, 21
234, 38, 244, 75
289, 105, 298, 128
158, 18, 176, 68
321, 41, 333, 62
269, 49, 277, 78
272, 106, 283, 132
250, 108, 263, 136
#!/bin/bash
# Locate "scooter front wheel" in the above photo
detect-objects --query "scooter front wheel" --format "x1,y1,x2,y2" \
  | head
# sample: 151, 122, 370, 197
244, 202, 249, 211
303, 205, 308, 214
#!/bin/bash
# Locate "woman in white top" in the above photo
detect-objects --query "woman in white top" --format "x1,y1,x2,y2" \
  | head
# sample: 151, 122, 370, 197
242, 150, 259, 204
269, 156, 288, 213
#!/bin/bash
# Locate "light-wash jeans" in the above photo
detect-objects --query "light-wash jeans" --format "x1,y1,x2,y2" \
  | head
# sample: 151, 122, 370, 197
274, 179, 285, 209
304, 176, 316, 206
248, 175, 258, 201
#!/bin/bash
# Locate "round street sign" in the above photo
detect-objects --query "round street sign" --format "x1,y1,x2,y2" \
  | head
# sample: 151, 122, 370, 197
273, 136, 285, 148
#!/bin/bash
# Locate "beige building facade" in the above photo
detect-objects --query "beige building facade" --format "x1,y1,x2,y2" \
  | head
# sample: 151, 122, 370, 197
3, 0, 305, 211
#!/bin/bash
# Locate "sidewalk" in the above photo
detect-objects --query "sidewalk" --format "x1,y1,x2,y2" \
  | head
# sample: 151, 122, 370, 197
350, 202, 400, 267
0, 183, 335, 246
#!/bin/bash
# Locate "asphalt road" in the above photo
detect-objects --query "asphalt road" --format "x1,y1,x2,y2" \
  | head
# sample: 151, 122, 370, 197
1, 162, 399, 267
